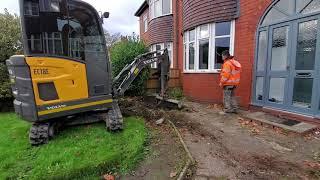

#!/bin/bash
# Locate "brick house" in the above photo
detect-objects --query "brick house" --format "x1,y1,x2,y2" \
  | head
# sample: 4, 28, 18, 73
135, 0, 320, 123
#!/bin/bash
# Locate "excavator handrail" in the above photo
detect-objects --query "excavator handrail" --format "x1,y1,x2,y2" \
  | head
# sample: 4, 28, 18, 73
112, 49, 170, 97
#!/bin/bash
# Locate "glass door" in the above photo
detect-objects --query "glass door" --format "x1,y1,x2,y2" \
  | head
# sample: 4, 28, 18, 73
265, 23, 292, 109
289, 17, 320, 115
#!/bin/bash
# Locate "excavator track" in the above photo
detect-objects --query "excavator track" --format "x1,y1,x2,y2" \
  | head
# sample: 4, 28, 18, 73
29, 123, 55, 146
106, 102, 124, 131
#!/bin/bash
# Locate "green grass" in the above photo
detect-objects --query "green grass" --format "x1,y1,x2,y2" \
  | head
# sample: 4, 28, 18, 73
0, 113, 148, 179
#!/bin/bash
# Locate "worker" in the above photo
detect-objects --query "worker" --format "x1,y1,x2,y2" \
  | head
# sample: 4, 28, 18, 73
219, 50, 242, 114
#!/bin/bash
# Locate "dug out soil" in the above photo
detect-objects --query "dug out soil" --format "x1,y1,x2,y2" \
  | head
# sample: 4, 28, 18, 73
120, 97, 320, 180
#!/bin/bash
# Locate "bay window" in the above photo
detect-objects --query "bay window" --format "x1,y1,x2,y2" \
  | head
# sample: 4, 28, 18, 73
149, 0, 172, 19
150, 42, 173, 69
184, 21, 235, 72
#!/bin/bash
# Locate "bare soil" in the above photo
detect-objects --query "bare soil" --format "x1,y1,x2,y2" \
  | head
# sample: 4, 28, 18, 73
120, 97, 320, 180
121, 117, 188, 180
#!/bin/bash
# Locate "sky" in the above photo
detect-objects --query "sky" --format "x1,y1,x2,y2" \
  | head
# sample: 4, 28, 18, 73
0, 0, 144, 35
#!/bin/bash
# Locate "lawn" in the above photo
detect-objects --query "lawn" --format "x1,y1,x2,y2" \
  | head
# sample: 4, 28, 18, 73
0, 113, 147, 179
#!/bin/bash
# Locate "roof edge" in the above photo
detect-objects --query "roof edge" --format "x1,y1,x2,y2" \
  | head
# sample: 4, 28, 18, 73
134, 0, 149, 17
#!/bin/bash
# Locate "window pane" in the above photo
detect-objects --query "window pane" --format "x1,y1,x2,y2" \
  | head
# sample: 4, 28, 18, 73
262, 8, 288, 26
268, 78, 285, 104
189, 42, 195, 70
155, 0, 161, 17
296, 0, 312, 13
25, 1, 39, 16
256, 77, 264, 101
50, 0, 60, 12
199, 25, 209, 38
189, 29, 195, 41
302, 0, 320, 14
296, 20, 317, 70
144, 19, 148, 32
165, 43, 173, 68
215, 22, 231, 36
184, 32, 188, 43
199, 39, 209, 69
184, 45, 187, 69
68, 2, 105, 61
150, 1, 155, 19
275, 0, 295, 15
163, 0, 171, 14
271, 26, 289, 71
24, 0, 68, 55
257, 31, 267, 72
293, 78, 313, 108
54, 39, 63, 55
215, 37, 230, 69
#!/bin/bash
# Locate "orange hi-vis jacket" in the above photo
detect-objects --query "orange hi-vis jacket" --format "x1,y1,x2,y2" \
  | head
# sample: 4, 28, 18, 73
220, 57, 242, 86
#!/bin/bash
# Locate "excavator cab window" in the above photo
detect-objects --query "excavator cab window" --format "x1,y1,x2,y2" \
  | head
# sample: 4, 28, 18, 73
21, 0, 107, 61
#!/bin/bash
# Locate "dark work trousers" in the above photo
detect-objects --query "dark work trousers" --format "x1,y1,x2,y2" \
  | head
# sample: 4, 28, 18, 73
223, 86, 238, 113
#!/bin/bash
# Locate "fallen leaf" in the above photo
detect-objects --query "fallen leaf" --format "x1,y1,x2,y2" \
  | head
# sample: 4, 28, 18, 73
170, 171, 177, 178
303, 161, 320, 169
238, 117, 244, 121
103, 174, 115, 180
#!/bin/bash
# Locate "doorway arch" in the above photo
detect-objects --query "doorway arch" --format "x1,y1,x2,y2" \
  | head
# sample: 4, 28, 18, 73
253, 0, 320, 117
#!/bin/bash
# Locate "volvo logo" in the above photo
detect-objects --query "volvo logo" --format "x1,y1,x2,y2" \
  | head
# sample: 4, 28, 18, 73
46, 104, 67, 110
143, 59, 157, 65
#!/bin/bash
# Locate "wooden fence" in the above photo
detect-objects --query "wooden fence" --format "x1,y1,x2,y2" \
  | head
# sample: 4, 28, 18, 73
146, 68, 181, 92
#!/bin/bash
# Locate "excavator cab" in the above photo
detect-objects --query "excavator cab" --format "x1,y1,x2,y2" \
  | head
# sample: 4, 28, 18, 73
6, 0, 171, 145
7, 0, 113, 122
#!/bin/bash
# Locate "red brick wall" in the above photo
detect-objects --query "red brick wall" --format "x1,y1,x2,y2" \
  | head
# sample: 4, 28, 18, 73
179, 0, 273, 108
173, 0, 183, 70
233, 0, 272, 108
183, 73, 222, 103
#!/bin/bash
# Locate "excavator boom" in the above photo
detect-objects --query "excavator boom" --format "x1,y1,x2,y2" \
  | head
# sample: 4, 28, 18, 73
113, 49, 170, 97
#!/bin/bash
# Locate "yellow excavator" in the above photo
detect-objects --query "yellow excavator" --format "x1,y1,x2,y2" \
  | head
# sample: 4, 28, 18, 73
6, 0, 171, 145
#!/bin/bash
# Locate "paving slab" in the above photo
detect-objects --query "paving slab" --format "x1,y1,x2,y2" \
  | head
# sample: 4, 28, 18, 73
244, 112, 318, 134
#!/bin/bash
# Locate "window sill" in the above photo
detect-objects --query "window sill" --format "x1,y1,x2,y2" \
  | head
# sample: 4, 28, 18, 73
183, 70, 221, 74
149, 14, 173, 22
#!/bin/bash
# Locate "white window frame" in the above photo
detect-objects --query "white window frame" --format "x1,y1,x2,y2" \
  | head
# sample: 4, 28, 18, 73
43, 32, 63, 55
28, 34, 42, 51
24, 1, 39, 16
149, 0, 172, 20
143, 14, 148, 32
183, 20, 235, 73
150, 42, 174, 69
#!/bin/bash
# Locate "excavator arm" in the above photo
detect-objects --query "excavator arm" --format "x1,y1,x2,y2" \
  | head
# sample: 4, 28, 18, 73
112, 49, 170, 97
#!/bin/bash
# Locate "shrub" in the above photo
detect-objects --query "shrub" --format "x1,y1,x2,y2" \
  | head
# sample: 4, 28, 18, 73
0, 9, 21, 102
109, 36, 149, 96
168, 87, 184, 100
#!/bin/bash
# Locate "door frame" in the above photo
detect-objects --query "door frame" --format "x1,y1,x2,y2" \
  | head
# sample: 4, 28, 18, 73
287, 15, 320, 116
264, 22, 293, 109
